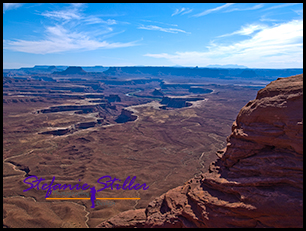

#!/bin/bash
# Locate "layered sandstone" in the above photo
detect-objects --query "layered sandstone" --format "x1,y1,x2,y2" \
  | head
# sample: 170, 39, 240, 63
97, 74, 303, 228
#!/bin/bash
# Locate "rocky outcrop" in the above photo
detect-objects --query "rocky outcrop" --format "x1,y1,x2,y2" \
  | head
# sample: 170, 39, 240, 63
115, 109, 137, 123
152, 88, 164, 96
97, 74, 303, 228
75, 121, 97, 129
105, 94, 121, 102
40, 128, 71, 136
39, 121, 100, 136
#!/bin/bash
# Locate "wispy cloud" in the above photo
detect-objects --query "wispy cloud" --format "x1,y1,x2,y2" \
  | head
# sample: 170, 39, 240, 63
225, 3, 264, 12
181, 9, 193, 15
259, 14, 283, 22
171, 7, 193, 16
41, 4, 117, 25
138, 25, 190, 34
293, 9, 303, 16
83, 16, 117, 25
3, 24, 139, 54
259, 4, 303, 22
217, 24, 267, 37
262, 3, 301, 11
41, 8, 81, 21
3, 3, 23, 13
4, 4, 138, 54
141, 19, 177, 27
144, 19, 303, 68
192, 3, 234, 17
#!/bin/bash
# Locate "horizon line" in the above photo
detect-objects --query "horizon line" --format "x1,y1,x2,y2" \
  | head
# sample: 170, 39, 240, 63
3, 65, 303, 70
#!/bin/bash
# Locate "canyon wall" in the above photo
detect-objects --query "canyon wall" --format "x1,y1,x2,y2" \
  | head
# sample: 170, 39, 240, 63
97, 74, 303, 228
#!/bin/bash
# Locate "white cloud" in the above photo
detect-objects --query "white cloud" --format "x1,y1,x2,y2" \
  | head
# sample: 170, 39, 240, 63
3, 4, 138, 54
259, 15, 282, 22
3, 36, 138, 55
4, 24, 138, 54
41, 8, 81, 21
225, 3, 264, 13
138, 25, 190, 34
83, 16, 117, 25
172, 7, 193, 16
193, 3, 235, 17
42, 8, 117, 26
172, 8, 184, 16
144, 20, 303, 68
70, 3, 85, 8
41, 4, 118, 26
218, 24, 267, 37
262, 3, 301, 11
3, 3, 22, 13
294, 9, 303, 16
181, 9, 193, 15
141, 19, 178, 27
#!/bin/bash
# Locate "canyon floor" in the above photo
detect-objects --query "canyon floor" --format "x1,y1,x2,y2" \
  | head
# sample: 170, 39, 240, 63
3, 72, 268, 228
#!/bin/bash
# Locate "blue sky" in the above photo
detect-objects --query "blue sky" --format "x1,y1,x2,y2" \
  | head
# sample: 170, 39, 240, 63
3, 3, 303, 69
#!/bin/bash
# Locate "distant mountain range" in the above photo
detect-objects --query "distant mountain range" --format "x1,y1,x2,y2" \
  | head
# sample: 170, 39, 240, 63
3, 65, 109, 75
3, 65, 303, 80
103, 66, 303, 80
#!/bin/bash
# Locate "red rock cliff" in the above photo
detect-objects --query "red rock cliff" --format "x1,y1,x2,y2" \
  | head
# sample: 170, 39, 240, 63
97, 74, 303, 228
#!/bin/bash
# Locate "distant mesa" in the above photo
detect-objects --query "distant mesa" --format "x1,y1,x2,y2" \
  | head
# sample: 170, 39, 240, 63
53, 66, 87, 75
33, 65, 66, 70
47, 66, 57, 71
31, 65, 109, 72
81, 66, 109, 72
